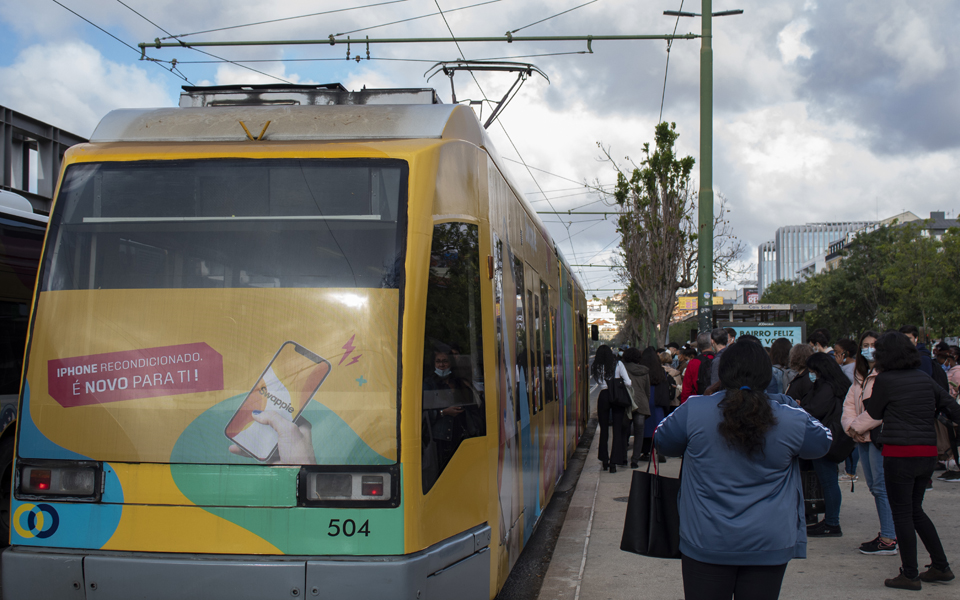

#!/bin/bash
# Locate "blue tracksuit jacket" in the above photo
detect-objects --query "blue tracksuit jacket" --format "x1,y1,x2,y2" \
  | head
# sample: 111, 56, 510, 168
655, 392, 831, 566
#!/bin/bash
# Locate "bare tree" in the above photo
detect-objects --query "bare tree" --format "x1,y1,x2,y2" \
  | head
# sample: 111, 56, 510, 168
598, 122, 747, 346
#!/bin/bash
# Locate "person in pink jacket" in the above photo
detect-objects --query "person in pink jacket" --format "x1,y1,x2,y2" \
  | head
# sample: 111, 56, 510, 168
841, 330, 897, 555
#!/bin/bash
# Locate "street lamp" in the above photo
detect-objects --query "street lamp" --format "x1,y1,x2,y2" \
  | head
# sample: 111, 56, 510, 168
664, 2, 742, 334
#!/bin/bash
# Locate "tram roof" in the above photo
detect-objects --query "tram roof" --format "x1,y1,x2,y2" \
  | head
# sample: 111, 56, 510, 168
87, 102, 582, 290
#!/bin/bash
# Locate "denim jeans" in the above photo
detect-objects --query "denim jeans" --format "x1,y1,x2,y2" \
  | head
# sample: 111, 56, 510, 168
884, 456, 950, 579
844, 444, 860, 476
858, 442, 896, 540
811, 458, 842, 526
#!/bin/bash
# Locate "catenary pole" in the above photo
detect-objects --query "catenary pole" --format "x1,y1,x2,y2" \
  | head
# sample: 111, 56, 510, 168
697, 0, 714, 333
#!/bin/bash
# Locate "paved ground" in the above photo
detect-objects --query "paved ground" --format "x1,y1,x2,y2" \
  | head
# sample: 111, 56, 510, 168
538, 387, 960, 600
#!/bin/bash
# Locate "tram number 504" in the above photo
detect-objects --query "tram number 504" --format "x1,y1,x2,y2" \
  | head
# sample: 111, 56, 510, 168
327, 519, 371, 537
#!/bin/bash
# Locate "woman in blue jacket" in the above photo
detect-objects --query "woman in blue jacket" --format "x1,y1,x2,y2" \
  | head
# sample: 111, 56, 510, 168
656, 340, 832, 600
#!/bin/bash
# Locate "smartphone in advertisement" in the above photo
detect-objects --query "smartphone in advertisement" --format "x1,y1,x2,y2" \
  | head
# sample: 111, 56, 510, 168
224, 342, 331, 462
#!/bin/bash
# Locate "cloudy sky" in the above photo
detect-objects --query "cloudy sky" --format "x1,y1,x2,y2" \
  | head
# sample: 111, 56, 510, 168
2, 0, 958, 296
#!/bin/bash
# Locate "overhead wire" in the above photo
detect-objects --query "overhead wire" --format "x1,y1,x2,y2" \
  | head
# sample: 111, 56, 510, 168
335, 0, 501, 37
659, 0, 685, 123
526, 184, 615, 194
158, 0, 412, 40
113, 0, 292, 84
508, 0, 601, 34
431, 0, 588, 284
50, 0, 191, 82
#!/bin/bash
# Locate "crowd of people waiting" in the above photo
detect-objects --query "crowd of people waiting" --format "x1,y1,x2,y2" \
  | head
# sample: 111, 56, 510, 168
593, 324, 960, 596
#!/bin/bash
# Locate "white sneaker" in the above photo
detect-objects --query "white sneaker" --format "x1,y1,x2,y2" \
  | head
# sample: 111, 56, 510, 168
839, 473, 859, 482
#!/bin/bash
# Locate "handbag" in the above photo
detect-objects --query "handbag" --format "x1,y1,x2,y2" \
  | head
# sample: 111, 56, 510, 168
609, 374, 632, 408
653, 380, 674, 408
619, 445, 682, 559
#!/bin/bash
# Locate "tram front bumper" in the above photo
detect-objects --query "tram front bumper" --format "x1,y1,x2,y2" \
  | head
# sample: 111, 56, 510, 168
2, 524, 491, 600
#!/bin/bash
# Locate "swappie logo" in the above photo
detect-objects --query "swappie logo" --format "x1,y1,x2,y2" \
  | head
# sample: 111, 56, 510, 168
14, 503, 60, 539
258, 385, 293, 414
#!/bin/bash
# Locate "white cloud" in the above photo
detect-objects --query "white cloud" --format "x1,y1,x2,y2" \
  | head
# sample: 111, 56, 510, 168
874, 7, 946, 88
778, 19, 814, 63
0, 41, 174, 137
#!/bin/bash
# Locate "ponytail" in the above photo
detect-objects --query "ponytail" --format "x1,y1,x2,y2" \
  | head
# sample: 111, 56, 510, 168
717, 387, 776, 456
714, 341, 779, 456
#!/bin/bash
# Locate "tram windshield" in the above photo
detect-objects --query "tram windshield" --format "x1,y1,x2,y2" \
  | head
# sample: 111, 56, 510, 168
22, 158, 406, 466
43, 159, 405, 291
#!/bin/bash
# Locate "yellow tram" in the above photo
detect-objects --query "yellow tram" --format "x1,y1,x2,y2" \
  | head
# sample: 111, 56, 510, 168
4, 84, 589, 599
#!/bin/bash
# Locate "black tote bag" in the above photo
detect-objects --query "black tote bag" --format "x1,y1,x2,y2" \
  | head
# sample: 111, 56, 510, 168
620, 447, 682, 559
609, 376, 632, 408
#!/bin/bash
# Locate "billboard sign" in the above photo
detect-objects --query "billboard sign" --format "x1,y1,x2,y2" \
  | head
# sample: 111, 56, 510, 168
720, 321, 807, 346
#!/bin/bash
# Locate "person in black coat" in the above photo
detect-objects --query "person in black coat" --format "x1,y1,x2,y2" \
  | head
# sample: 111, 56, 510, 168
850, 331, 960, 590
801, 353, 852, 538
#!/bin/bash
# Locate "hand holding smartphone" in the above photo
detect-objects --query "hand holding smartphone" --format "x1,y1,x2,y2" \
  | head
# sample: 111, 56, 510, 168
224, 342, 331, 462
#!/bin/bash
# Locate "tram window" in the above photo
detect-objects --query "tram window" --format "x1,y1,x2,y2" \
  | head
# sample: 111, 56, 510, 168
0, 216, 44, 396
42, 159, 406, 291
540, 281, 554, 404
513, 258, 530, 420
533, 293, 543, 412
421, 222, 486, 493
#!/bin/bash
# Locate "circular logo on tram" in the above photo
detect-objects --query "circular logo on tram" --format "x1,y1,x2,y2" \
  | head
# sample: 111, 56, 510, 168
13, 503, 60, 539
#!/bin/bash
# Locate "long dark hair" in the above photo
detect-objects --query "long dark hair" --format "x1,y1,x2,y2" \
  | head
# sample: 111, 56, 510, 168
716, 341, 777, 456
854, 330, 880, 383
640, 346, 666, 385
875, 331, 922, 371
591, 345, 616, 382
806, 352, 851, 398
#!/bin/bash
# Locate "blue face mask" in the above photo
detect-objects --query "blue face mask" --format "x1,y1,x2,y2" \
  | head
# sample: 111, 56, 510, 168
861, 347, 875, 362
943, 363, 950, 373
808, 372, 817, 383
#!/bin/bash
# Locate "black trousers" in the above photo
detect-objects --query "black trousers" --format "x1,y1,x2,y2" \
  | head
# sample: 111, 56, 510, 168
597, 389, 627, 465
681, 555, 788, 600
884, 456, 950, 579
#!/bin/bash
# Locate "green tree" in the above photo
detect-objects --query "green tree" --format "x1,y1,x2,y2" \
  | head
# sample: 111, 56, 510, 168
761, 221, 960, 340
758, 279, 808, 304
601, 122, 745, 346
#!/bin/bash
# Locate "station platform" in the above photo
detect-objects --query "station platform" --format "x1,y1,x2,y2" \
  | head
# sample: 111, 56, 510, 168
538, 390, 960, 600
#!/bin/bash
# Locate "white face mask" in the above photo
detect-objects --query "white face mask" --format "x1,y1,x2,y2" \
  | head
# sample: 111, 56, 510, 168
435, 368, 451, 378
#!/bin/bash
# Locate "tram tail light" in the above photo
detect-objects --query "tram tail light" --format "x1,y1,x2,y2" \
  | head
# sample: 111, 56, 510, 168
18, 462, 100, 499
361, 475, 383, 497
29, 469, 51, 491
299, 466, 398, 508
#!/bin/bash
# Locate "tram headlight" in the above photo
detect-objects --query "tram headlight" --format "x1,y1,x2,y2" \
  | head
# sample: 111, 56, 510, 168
298, 466, 399, 508
17, 461, 101, 500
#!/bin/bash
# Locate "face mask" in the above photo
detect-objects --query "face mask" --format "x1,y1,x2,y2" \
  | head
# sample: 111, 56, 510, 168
672, 355, 679, 368
435, 368, 451, 378
942, 363, 950, 373
861, 347, 875, 362
808, 372, 817, 383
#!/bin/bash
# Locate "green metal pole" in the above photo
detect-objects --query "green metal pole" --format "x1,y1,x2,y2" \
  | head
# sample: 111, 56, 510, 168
697, 0, 714, 333
139, 33, 698, 52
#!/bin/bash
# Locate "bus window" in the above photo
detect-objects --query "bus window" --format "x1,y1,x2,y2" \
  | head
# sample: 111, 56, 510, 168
421, 222, 485, 493
42, 159, 406, 291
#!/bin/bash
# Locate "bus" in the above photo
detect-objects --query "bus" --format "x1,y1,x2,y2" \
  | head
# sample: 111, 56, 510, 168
4, 84, 589, 599
0, 189, 47, 546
